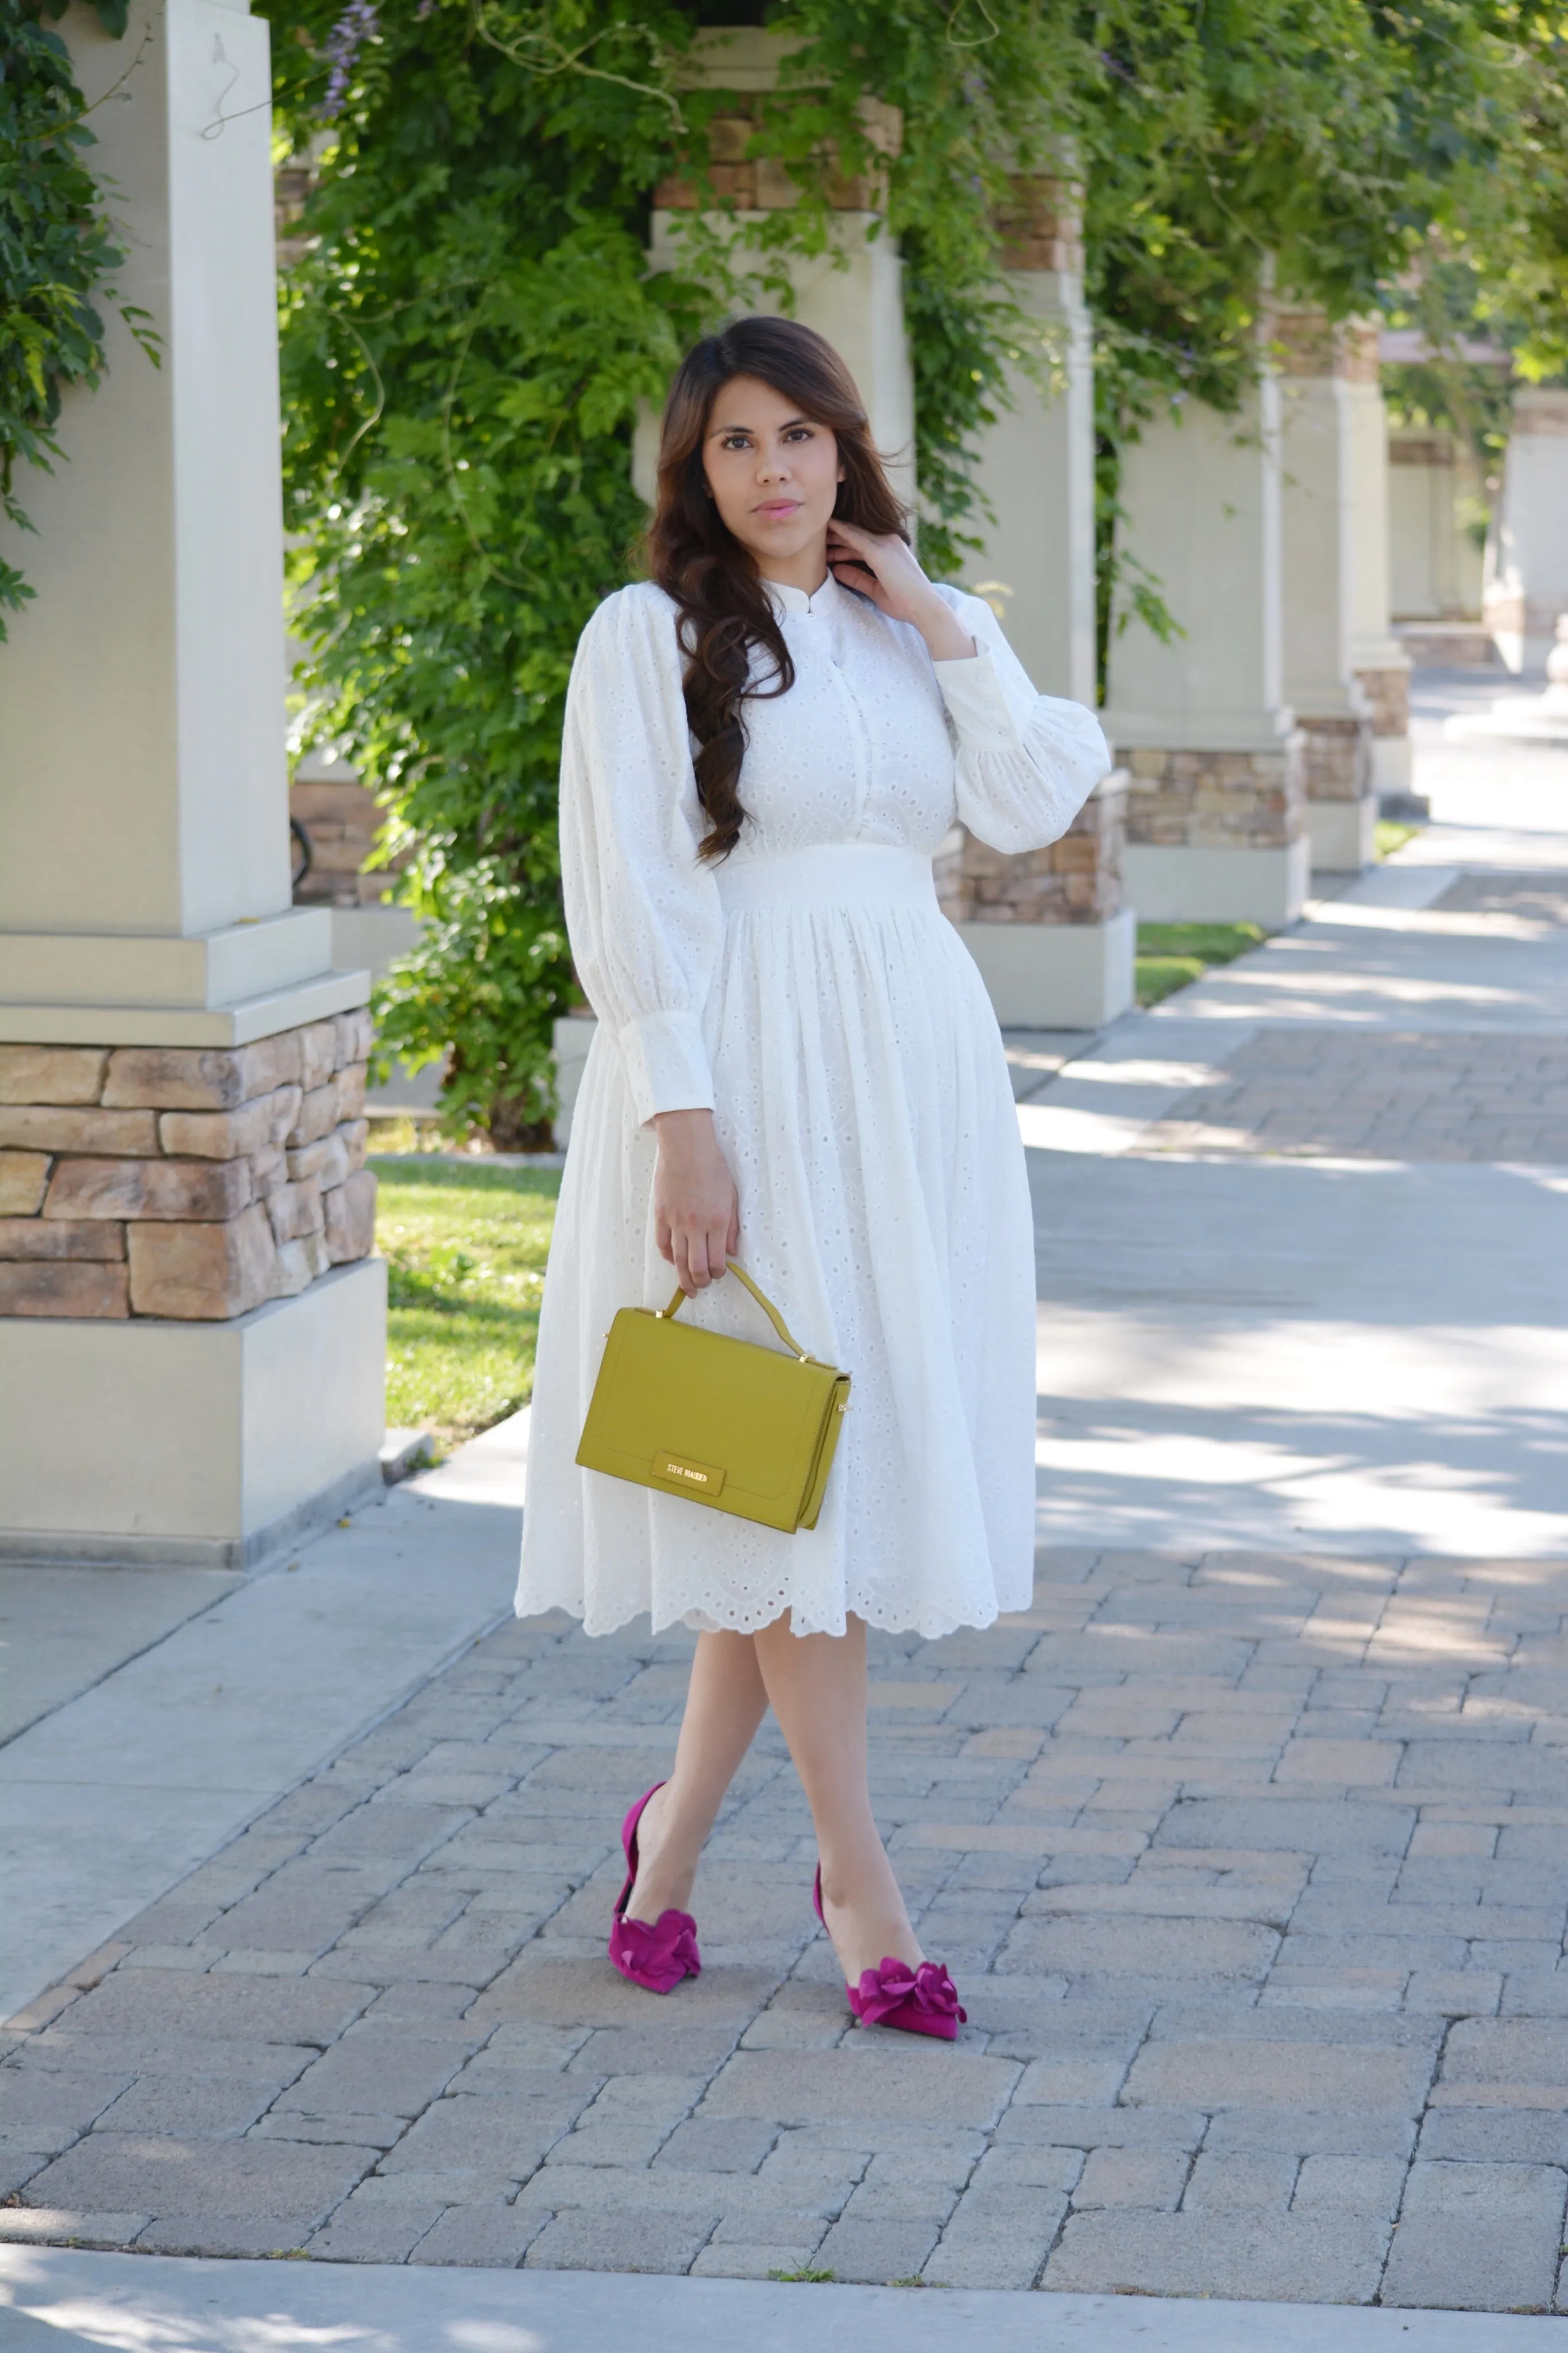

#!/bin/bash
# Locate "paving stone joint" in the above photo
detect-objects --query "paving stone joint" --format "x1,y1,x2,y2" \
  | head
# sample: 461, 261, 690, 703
7, 1545, 1568, 2309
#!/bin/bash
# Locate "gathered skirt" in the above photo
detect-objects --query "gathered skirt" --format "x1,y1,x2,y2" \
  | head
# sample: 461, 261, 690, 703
515, 841, 1038, 1639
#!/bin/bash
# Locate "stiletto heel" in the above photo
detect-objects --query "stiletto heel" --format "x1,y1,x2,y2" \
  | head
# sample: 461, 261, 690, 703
608, 1783, 701, 1995
813, 1864, 966, 2042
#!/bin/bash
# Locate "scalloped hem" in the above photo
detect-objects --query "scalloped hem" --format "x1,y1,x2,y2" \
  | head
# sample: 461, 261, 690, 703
514, 1582, 1013, 1644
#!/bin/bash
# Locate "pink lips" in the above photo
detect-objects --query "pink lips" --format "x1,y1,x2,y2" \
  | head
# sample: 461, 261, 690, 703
755, 500, 801, 519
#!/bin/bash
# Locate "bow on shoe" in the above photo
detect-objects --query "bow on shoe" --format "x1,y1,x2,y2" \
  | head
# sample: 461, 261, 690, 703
663, 1919, 701, 1980
610, 1908, 701, 1994
853, 1958, 966, 2027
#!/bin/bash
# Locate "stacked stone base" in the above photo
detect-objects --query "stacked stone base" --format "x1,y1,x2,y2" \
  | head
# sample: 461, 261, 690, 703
1354, 663, 1413, 796
935, 772, 1134, 1027
1298, 713, 1375, 874
1117, 735, 1308, 925
1123, 737, 1305, 852
0, 1010, 376, 1322
936, 772, 1125, 927
1299, 713, 1372, 801
291, 755, 408, 909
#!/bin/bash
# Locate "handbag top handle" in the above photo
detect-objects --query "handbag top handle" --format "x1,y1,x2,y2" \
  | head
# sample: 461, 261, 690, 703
658, 1263, 812, 1362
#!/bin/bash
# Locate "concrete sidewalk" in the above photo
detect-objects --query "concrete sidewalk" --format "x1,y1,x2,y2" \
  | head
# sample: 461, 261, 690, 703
3, 2247, 1565, 2350
1019, 686, 1568, 1560
0, 1420, 531, 2027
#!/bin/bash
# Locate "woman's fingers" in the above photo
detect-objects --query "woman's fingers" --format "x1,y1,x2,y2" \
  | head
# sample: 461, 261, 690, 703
828, 523, 929, 619
674, 1223, 709, 1295
670, 1216, 735, 1295
831, 556, 882, 593
650, 1110, 739, 1295
829, 554, 898, 615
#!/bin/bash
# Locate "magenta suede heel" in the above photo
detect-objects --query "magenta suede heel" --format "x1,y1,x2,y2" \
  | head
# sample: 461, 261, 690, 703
813, 1865, 966, 2041
608, 1783, 701, 1995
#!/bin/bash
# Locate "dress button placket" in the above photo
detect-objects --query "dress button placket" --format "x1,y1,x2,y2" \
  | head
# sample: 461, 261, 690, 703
825, 600, 875, 830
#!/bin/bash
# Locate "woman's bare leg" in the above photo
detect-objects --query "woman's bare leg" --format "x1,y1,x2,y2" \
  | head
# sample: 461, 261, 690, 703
625, 1630, 768, 1922
752, 1612, 923, 1986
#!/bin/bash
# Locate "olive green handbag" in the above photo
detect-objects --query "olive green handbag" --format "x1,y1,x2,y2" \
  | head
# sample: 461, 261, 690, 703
576, 1263, 851, 1533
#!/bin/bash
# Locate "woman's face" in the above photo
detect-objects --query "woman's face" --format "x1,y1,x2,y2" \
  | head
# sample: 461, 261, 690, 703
701, 373, 844, 581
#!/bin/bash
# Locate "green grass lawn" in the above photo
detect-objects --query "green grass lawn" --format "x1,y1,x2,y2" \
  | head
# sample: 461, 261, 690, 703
1134, 921, 1266, 1008
372, 1156, 561, 1452
1376, 819, 1419, 860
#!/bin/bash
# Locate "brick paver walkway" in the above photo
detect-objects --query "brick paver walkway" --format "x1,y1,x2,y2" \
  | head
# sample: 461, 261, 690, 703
1435, 873, 1568, 926
1141, 1030, 1568, 1162
9, 1548, 1568, 2311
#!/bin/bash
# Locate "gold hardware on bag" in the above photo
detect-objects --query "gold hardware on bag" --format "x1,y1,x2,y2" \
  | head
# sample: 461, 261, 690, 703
653, 1451, 727, 1495
576, 1263, 849, 1534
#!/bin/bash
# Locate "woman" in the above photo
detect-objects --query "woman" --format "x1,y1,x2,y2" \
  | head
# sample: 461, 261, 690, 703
517, 315, 1109, 2038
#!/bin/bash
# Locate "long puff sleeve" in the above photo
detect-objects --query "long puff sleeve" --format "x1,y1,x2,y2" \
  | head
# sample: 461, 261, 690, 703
559, 585, 724, 1125
927, 583, 1111, 853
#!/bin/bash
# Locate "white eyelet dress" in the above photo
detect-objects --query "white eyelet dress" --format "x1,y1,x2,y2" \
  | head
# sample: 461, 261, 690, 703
516, 574, 1110, 1640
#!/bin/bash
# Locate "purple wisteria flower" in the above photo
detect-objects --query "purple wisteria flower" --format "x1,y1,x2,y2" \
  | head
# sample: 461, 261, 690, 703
322, 0, 379, 119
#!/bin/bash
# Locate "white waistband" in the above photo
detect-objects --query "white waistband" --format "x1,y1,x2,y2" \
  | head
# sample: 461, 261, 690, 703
715, 843, 938, 913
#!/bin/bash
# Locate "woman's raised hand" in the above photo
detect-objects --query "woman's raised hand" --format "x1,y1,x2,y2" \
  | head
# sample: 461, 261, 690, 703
652, 1109, 740, 1295
826, 519, 975, 661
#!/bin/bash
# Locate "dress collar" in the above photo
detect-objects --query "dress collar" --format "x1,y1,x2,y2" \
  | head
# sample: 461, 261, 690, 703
762, 574, 838, 620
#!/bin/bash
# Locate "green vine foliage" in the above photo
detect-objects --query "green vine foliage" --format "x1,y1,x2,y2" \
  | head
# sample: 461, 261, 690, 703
1077, 0, 1567, 677
262, 0, 1060, 1143
261, 0, 1568, 1140
265, 6, 705, 1144
0, 0, 144, 637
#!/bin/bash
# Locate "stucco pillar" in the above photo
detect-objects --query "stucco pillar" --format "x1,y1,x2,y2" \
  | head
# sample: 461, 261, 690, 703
642, 57, 1129, 1028
1276, 311, 1376, 873
1102, 348, 1308, 927
1484, 388, 1568, 676
0, 0, 385, 1565
939, 171, 1129, 1025
1335, 335, 1412, 798
1388, 426, 1487, 628
642, 29, 914, 511
965, 175, 1095, 704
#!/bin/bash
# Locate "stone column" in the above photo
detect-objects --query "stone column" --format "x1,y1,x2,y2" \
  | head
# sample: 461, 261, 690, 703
642, 29, 914, 510
1484, 388, 1568, 676
0, 0, 385, 1566
935, 175, 1130, 1027
1276, 311, 1376, 873
1343, 334, 1412, 796
1102, 351, 1308, 927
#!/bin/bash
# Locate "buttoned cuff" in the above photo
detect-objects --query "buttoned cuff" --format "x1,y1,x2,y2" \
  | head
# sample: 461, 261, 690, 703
617, 1009, 715, 1127
931, 646, 1024, 746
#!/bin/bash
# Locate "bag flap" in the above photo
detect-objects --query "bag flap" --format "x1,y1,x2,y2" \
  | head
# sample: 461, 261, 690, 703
581, 1310, 843, 1507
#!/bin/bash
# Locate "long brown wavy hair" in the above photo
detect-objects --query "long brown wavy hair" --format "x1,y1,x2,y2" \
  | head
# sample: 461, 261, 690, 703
646, 316, 910, 861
